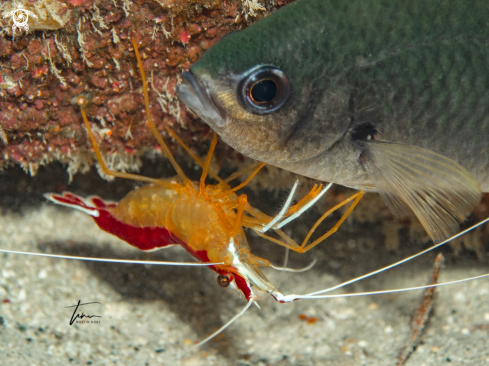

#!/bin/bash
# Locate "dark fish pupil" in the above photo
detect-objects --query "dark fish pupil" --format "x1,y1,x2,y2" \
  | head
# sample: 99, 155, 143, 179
251, 79, 277, 103
238, 66, 290, 114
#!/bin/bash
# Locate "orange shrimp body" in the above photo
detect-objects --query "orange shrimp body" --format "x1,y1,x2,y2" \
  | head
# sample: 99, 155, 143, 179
46, 38, 362, 304
115, 180, 272, 265
115, 183, 233, 261
47, 178, 277, 301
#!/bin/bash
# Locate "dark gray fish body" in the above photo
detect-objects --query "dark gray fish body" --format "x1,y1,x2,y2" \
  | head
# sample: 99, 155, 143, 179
177, 0, 489, 241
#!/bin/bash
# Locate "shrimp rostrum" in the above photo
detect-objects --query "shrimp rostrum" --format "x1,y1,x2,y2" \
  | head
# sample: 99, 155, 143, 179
46, 39, 363, 311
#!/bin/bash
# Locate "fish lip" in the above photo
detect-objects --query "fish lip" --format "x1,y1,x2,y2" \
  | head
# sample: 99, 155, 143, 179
177, 71, 227, 127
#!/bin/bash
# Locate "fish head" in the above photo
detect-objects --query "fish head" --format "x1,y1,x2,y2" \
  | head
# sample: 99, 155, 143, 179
177, 19, 353, 165
176, 1, 484, 246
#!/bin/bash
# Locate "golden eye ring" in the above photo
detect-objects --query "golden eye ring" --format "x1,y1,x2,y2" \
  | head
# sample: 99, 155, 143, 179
216, 274, 232, 288
238, 66, 290, 115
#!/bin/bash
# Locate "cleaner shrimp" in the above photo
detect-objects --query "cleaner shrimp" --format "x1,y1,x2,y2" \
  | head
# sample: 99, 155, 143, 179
1, 39, 488, 365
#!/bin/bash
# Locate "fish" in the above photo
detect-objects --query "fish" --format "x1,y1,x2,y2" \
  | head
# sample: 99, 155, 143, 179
176, 0, 489, 242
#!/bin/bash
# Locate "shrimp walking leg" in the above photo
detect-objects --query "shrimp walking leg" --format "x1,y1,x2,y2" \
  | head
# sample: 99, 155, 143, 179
76, 38, 191, 186
298, 190, 364, 253
79, 106, 170, 186
132, 38, 191, 186
164, 126, 222, 183
252, 190, 364, 253
199, 131, 218, 194
218, 162, 266, 187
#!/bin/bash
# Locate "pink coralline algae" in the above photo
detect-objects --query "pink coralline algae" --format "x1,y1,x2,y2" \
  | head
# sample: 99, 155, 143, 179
0, 0, 292, 177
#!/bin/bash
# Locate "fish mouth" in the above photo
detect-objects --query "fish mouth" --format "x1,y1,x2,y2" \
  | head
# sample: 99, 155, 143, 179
177, 71, 227, 127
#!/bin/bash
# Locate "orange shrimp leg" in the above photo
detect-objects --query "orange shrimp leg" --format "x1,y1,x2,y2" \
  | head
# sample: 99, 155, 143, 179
216, 162, 267, 200
231, 194, 248, 236
78, 101, 173, 187
165, 126, 222, 183
294, 190, 364, 253
217, 161, 265, 189
132, 38, 192, 188
252, 188, 364, 253
213, 194, 248, 237
199, 132, 218, 194
77, 39, 197, 188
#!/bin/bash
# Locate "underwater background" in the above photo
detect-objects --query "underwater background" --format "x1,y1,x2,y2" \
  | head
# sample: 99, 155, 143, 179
0, 1, 488, 365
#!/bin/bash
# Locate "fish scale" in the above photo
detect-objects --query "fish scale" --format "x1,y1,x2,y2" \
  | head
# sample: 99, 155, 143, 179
189, 0, 489, 176
177, 0, 489, 241
375, 40, 489, 169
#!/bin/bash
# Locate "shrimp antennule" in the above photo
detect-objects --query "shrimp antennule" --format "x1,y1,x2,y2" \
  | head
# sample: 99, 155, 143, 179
131, 38, 192, 188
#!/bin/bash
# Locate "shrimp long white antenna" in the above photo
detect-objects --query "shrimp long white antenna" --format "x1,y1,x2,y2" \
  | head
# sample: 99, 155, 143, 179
0, 248, 224, 266
260, 181, 333, 233
275, 182, 333, 229
291, 272, 489, 300
261, 180, 299, 232
304, 216, 489, 297
269, 216, 489, 303
174, 299, 254, 360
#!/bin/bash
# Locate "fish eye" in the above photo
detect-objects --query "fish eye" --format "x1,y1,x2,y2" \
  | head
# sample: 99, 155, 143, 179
238, 66, 290, 114
216, 274, 231, 288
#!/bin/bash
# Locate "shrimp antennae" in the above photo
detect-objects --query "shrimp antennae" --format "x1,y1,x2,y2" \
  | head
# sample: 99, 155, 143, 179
270, 216, 489, 303
294, 272, 489, 300
174, 299, 254, 360
217, 161, 263, 187
306, 216, 489, 297
200, 132, 218, 194
131, 38, 192, 188
0, 248, 225, 266
216, 162, 267, 198
164, 126, 223, 183
78, 103, 168, 186
177, 218, 489, 356
270, 257, 318, 273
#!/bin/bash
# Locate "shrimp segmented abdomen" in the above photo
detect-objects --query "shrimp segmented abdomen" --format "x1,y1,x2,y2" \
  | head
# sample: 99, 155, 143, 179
112, 183, 182, 229
116, 182, 236, 264
47, 190, 185, 252
48, 182, 237, 264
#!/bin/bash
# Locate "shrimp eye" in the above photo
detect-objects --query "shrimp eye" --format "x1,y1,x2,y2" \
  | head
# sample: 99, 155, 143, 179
238, 66, 290, 115
216, 274, 231, 288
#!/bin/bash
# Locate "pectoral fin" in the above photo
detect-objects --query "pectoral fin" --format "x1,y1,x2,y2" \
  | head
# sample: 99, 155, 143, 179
361, 141, 481, 242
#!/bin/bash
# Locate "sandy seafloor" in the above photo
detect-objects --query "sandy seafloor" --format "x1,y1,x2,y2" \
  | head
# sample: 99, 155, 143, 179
0, 160, 488, 366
